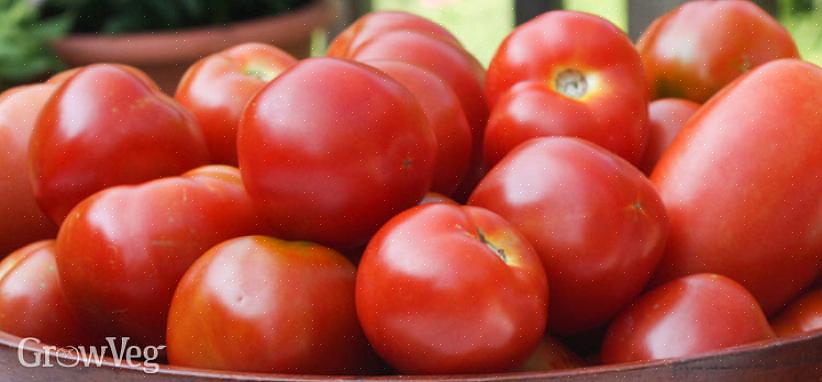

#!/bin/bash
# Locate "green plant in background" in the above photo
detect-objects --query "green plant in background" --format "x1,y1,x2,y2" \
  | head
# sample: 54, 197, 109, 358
779, 0, 822, 64
0, 0, 69, 89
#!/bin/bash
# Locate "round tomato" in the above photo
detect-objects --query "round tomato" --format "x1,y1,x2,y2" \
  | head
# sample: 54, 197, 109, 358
638, 0, 798, 102
175, 43, 297, 165
484, 11, 648, 167
0, 84, 57, 255
638, 98, 700, 174
356, 204, 548, 374
238, 58, 436, 249
56, 166, 262, 346
0, 240, 94, 346
772, 289, 822, 337
650, 59, 822, 314
470, 137, 668, 335
30, 64, 209, 224
601, 273, 775, 364
167, 236, 374, 374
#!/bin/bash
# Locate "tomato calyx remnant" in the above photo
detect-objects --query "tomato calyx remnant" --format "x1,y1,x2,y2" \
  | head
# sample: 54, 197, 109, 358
477, 228, 507, 263
243, 63, 279, 82
554, 69, 588, 99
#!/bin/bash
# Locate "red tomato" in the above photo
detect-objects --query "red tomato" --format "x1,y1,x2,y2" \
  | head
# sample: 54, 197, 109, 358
484, 11, 648, 167
470, 137, 668, 335
367, 60, 472, 195
0, 85, 58, 255
772, 289, 822, 337
30, 64, 209, 224
638, 98, 700, 174
167, 236, 374, 374
356, 204, 548, 374
238, 58, 436, 249
638, 0, 799, 102
346, 31, 487, 151
327, 11, 461, 58
650, 59, 822, 314
518, 336, 584, 372
0, 240, 94, 346
175, 43, 297, 165
55, 166, 262, 346
419, 192, 458, 206
601, 274, 775, 364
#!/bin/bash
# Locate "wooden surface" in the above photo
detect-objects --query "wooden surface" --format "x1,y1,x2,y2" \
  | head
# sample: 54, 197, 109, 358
1, 330, 820, 381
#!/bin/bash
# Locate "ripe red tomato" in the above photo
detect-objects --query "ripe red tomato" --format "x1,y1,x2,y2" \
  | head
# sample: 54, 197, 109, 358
366, 60, 472, 195
175, 43, 297, 165
0, 84, 57, 255
0, 240, 94, 346
419, 192, 458, 206
356, 204, 548, 374
518, 336, 584, 372
638, 98, 700, 174
238, 58, 436, 249
168, 236, 374, 374
772, 289, 822, 337
327, 11, 461, 58
470, 137, 668, 335
650, 59, 822, 314
56, 165, 263, 346
484, 11, 648, 167
638, 0, 799, 102
601, 273, 775, 364
30, 64, 209, 224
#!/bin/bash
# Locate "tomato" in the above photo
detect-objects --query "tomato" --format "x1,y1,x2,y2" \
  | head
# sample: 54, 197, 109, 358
175, 43, 297, 165
167, 236, 374, 374
419, 192, 458, 206
366, 60, 472, 195
30, 64, 209, 224
601, 273, 775, 364
0, 85, 58, 255
772, 289, 822, 337
470, 137, 667, 335
650, 59, 822, 314
484, 11, 648, 167
0, 240, 94, 346
356, 204, 548, 374
638, 98, 700, 174
327, 11, 461, 58
55, 165, 263, 346
238, 58, 436, 249
638, 0, 799, 102
518, 336, 584, 372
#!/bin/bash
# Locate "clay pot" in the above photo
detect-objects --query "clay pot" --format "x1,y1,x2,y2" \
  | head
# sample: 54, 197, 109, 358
51, 0, 336, 94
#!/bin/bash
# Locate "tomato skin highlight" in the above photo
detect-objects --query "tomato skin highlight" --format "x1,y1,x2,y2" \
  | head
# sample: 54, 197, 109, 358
772, 289, 822, 337
601, 273, 775, 364
650, 59, 822, 314
484, 11, 648, 167
638, 98, 700, 174
0, 84, 58, 255
30, 64, 209, 224
238, 58, 436, 249
55, 166, 264, 346
175, 43, 297, 165
638, 0, 799, 102
470, 137, 668, 335
356, 204, 548, 374
167, 235, 375, 374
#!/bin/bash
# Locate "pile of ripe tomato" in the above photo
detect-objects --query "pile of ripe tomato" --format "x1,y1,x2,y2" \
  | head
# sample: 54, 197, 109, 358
0, 0, 820, 375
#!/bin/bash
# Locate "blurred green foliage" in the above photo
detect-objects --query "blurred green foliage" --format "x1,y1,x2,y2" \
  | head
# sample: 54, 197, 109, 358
0, 0, 69, 88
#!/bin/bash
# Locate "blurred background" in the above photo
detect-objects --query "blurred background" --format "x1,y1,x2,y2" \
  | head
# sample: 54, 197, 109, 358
1, 0, 820, 90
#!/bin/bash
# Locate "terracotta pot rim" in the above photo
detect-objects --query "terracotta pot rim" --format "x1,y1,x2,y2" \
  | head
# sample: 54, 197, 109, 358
52, 0, 335, 65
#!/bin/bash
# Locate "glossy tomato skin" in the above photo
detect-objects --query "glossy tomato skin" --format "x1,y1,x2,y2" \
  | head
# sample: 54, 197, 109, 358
601, 274, 775, 364
0, 85, 58, 255
484, 11, 648, 167
238, 58, 436, 249
638, 0, 798, 102
175, 43, 297, 165
470, 137, 668, 335
772, 289, 822, 337
650, 59, 822, 314
327, 11, 461, 58
357, 204, 548, 374
0, 240, 94, 346
30, 64, 209, 224
168, 236, 374, 374
638, 98, 700, 174
56, 166, 263, 346
367, 60, 472, 195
